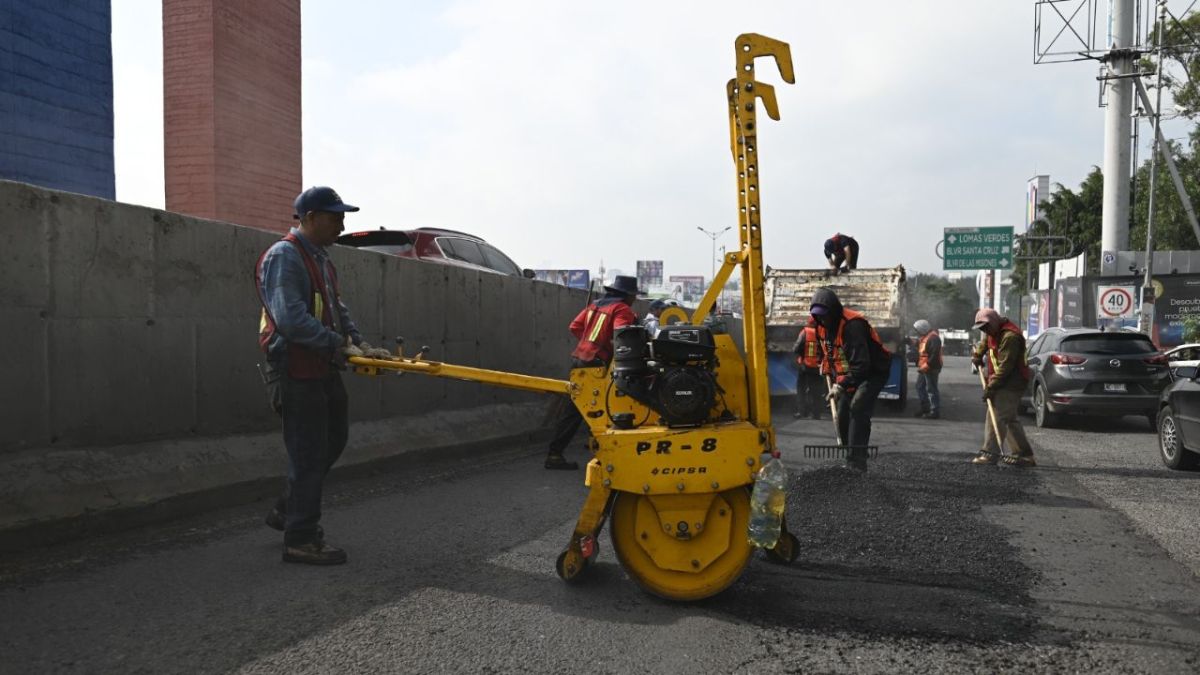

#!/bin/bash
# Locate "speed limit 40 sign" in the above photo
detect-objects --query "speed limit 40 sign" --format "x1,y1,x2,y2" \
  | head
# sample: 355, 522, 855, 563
1097, 285, 1136, 319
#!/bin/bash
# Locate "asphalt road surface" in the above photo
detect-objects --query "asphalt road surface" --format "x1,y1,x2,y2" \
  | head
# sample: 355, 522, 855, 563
3, 357, 1200, 673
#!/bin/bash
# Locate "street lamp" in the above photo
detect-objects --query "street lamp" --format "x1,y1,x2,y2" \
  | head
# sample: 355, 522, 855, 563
696, 226, 732, 286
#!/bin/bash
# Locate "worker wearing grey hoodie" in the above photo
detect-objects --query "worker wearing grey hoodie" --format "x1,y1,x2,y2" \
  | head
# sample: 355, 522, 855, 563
809, 287, 892, 471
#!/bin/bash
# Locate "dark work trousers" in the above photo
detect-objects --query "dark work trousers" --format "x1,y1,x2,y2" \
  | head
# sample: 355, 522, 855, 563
548, 358, 603, 456
832, 241, 860, 270
795, 368, 825, 416
275, 372, 349, 546
915, 369, 941, 413
836, 373, 887, 459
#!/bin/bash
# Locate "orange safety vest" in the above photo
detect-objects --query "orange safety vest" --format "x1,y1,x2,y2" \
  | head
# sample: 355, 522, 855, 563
815, 308, 891, 377
256, 232, 340, 379
569, 299, 636, 362
796, 325, 822, 369
917, 329, 942, 373
984, 320, 1032, 382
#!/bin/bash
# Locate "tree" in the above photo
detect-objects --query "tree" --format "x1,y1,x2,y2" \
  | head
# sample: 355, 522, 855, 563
1130, 8, 1200, 253
908, 273, 978, 330
1012, 168, 1104, 294
1147, 9, 1200, 121
1130, 128, 1200, 253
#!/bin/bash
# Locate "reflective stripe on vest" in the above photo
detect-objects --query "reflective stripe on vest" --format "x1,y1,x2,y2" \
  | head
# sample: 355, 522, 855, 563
918, 329, 942, 371
798, 325, 822, 368
816, 308, 889, 377
572, 301, 626, 362
256, 232, 340, 379
984, 321, 1032, 381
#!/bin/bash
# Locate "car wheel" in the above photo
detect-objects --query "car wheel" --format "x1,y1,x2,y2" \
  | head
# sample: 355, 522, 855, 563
1033, 383, 1058, 429
1158, 406, 1199, 470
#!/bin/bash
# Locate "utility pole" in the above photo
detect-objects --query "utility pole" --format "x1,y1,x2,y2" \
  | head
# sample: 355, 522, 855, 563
696, 226, 731, 287
1100, 0, 1136, 275
1139, 1, 1167, 333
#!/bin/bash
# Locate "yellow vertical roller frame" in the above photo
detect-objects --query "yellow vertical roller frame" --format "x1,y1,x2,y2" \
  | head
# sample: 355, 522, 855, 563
729, 34, 794, 437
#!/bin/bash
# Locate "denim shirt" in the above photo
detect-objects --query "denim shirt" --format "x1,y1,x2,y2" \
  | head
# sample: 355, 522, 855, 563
259, 228, 361, 364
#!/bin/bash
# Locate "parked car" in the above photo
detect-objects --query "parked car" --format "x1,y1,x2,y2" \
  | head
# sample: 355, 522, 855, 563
1021, 327, 1172, 430
1157, 364, 1200, 470
336, 227, 535, 279
1165, 343, 1200, 379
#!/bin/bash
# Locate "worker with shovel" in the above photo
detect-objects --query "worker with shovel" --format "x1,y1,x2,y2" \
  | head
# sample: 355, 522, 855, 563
970, 308, 1036, 467
810, 288, 891, 472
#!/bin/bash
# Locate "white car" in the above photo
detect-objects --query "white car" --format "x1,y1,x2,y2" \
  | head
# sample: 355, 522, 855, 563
1166, 343, 1200, 378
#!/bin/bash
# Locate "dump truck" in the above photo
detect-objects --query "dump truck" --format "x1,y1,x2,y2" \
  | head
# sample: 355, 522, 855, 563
764, 266, 909, 407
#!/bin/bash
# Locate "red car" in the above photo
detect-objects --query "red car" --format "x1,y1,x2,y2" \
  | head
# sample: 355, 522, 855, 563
336, 227, 535, 278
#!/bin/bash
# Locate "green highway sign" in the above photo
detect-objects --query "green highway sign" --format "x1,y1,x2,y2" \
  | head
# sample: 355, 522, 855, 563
943, 226, 1014, 270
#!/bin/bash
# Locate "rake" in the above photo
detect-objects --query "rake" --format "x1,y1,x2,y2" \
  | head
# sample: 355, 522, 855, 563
802, 374, 879, 459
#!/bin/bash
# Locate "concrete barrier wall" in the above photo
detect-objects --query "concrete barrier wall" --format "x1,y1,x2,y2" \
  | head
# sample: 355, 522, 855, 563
0, 180, 590, 532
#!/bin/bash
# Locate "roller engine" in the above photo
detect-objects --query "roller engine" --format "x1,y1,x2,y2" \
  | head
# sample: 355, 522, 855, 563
610, 325, 721, 427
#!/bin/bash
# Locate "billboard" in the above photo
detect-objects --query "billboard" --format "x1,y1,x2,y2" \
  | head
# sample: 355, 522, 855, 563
636, 260, 663, 289
1026, 291, 1049, 337
1055, 278, 1084, 328
1026, 175, 1049, 231
1148, 275, 1200, 347
532, 269, 590, 290
668, 275, 706, 303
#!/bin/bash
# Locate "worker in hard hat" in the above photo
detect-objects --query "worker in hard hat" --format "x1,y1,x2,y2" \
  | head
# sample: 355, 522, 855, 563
970, 308, 1036, 467
545, 275, 641, 470
791, 318, 826, 419
823, 233, 859, 275
810, 287, 891, 472
912, 319, 943, 419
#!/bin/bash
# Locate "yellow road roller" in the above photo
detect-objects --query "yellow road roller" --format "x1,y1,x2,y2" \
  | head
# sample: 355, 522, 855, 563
350, 33, 796, 601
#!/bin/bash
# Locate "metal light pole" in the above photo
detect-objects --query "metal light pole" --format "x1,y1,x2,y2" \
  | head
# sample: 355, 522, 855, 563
696, 226, 731, 286
1139, 1, 1167, 334
1100, 0, 1135, 274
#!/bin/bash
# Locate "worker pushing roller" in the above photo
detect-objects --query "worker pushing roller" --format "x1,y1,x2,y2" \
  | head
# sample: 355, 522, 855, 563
345, 34, 796, 601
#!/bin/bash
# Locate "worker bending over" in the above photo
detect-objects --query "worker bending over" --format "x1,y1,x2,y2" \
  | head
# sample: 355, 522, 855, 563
971, 308, 1036, 467
810, 287, 891, 472
823, 233, 859, 275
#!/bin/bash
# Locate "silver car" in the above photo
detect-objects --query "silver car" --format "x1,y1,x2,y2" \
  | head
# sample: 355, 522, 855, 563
1023, 328, 1172, 430
1165, 343, 1200, 379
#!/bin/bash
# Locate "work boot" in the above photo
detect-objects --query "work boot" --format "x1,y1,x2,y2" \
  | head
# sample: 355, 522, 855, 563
971, 452, 998, 465
793, 411, 804, 419
925, 410, 940, 420
544, 454, 579, 470
913, 409, 930, 418
265, 507, 285, 531
1002, 454, 1037, 468
283, 540, 347, 566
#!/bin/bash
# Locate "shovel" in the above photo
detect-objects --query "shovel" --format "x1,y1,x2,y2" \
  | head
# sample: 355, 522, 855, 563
979, 368, 1007, 455
803, 374, 878, 459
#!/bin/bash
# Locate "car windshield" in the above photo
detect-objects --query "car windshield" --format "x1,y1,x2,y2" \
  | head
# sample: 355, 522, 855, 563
479, 243, 520, 275
1060, 335, 1157, 355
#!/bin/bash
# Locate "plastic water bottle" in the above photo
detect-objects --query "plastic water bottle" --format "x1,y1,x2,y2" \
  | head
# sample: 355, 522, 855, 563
747, 457, 788, 548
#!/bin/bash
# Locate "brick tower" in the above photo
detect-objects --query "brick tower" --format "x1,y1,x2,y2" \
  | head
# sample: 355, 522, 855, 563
163, 0, 301, 232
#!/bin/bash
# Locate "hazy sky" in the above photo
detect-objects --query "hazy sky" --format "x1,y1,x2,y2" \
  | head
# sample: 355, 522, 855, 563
111, 1, 1195, 279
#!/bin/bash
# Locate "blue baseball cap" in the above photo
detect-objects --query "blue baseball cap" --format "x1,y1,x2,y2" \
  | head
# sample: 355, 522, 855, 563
293, 186, 360, 219
810, 304, 829, 316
